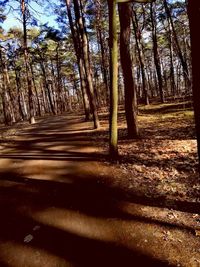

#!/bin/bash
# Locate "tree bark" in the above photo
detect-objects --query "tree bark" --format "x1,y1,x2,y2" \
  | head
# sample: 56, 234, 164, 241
30, 63, 41, 116
108, 0, 118, 158
73, 0, 100, 129
150, 2, 165, 103
38, 53, 56, 115
14, 63, 25, 120
96, 1, 109, 103
66, 0, 91, 120
164, 0, 191, 91
188, 0, 200, 168
119, 3, 139, 138
0, 47, 16, 125
21, 0, 35, 124
132, 8, 149, 105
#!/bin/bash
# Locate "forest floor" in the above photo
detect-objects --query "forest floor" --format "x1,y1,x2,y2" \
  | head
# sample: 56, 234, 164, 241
0, 100, 199, 267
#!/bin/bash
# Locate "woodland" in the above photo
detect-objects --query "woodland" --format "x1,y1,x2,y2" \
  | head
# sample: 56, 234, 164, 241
0, 0, 200, 266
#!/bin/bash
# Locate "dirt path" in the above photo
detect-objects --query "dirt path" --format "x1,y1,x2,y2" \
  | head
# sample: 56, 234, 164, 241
0, 113, 200, 267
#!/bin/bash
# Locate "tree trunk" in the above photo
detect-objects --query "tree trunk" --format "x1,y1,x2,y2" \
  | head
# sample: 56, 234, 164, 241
164, 0, 191, 91
108, 0, 118, 158
0, 48, 16, 125
56, 44, 64, 114
66, 0, 91, 120
30, 63, 41, 116
150, 2, 165, 103
96, 1, 109, 103
21, 0, 35, 124
132, 8, 149, 105
188, 0, 200, 168
119, 3, 139, 138
73, 0, 100, 129
14, 64, 25, 120
38, 54, 56, 115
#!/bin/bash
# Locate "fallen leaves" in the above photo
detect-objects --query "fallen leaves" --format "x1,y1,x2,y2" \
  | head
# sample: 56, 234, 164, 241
117, 137, 198, 203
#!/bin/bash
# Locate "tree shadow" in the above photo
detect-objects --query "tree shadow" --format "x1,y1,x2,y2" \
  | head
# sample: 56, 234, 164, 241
0, 169, 185, 267
0, 114, 198, 215
0, 169, 199, 231
0, 112, 199, 266
0, 208, 174, 267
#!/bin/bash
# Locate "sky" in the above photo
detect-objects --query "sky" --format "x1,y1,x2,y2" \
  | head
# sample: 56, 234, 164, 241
2, 0, 58, 31
2, 0, 185, 32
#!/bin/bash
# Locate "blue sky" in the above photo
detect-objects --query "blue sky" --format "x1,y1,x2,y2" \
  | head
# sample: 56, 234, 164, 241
2, 0, 184, 32
2, 0, 58, 31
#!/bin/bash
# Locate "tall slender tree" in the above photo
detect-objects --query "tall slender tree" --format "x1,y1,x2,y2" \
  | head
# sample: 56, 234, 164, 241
65, 0, 91, 120
73, 0, 100, 129
150, 1, 165, 103
21, 0, 35, 124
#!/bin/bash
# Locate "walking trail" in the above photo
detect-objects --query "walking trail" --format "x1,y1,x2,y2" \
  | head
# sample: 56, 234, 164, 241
0, 114, 199, 267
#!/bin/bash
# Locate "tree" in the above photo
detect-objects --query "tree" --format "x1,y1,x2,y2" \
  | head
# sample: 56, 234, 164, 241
95, 0, 109, 103
108, 0, 118, 158
118, 2, 139, 138
150, 1, 165, 103
65, 0, 91, 120
0, 13, 17, 125
132, 6, 149, 105
0, 45, 16, 125
188, 1, 200, 167
73, 0, 100, 129
21, 0, 36, 124
163, 0, 191, 91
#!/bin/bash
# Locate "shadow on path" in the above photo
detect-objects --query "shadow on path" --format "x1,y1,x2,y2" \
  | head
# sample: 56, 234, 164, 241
0, 113, 199, 266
